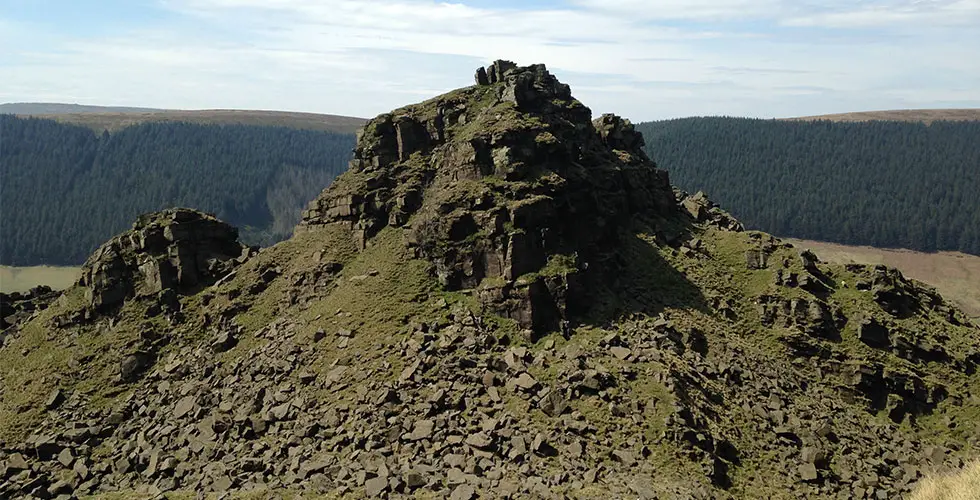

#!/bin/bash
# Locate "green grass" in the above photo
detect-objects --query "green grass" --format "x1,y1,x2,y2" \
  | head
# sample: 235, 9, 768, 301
0, 287, 147, 444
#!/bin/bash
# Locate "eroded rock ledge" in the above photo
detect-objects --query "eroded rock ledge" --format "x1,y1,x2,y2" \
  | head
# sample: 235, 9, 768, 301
77, 208, 252, 314
299, 60, 678, 334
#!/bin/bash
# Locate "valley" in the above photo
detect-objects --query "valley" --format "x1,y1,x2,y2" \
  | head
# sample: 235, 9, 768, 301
5, 0, 980, 496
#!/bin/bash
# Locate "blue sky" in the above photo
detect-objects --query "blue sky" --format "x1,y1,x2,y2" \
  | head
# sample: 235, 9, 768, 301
2, 0, 979, 120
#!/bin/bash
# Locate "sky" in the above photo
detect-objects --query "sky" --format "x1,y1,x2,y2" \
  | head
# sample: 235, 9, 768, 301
1, 0, 979, 120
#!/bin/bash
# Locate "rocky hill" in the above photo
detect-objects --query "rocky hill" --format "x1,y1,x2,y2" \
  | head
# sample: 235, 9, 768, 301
2, 61, 979, 499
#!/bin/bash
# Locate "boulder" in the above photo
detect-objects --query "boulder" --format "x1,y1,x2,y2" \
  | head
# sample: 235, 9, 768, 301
857, 316, 890, 349
77, 208, 250, 313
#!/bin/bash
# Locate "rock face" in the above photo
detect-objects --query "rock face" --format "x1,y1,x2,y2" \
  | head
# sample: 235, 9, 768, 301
679, 190, 744, 232
0, 286, 60, 332
77, 208, 251, 313
300, 60, 675, 333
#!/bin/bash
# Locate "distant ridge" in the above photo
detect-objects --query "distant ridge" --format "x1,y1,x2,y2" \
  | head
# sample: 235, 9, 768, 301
1, 102, 368, 134
0, 102, 164, 114
787, 108, 980, 124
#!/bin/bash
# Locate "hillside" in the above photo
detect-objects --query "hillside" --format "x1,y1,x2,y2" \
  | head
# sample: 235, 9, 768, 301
786, 240, 980, 319
7, 237, 977, 324
0, 116, 354, 266
1, 103, 367, 134
634, 117, 980, 256
2, 61, 979, 499
788, 109, 980, 124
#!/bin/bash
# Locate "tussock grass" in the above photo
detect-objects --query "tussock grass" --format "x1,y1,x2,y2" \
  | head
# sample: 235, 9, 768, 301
912, 461, 980, 500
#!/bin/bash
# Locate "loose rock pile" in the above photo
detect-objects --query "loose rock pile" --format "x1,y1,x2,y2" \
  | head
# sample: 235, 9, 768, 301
0, 286, 60, 333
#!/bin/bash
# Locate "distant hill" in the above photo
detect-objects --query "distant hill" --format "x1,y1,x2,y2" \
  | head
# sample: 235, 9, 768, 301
635, 117, 980, 256
1, 102, 368, 134
0, 102, 164, 114
0, 115, 356, 266
787, 108, 980, 124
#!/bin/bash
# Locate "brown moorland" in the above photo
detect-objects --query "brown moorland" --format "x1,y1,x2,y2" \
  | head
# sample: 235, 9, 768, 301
23, 109, 367, 134
785, 108, 980, 124
0, 266, 81, 294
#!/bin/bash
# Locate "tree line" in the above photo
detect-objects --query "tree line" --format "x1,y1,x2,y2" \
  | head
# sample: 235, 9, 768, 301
1, 115, 354, 266
3, 113, 977, 267
635, 117, 980, 256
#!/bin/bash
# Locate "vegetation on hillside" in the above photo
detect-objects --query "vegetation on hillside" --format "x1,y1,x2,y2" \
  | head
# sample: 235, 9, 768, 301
912, 461, 980, 500
0, 115, 354, 266
785, 239, 980, 319
636, 117, 980, 256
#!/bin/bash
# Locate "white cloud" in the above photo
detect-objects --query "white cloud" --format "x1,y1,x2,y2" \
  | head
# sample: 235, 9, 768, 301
570, 0, 787, 20
782, 0, 980, 27
0, 0, 978, 119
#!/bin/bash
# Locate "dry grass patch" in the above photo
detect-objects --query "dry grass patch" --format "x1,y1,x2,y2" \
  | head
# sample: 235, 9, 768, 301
785, 109, 980, 124
31, 109, 367, 134
912, 461, 980, 500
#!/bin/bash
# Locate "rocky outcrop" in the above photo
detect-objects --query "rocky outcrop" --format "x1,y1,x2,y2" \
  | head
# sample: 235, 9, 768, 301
299, 60, 678, 334
76, 208, 252, 314
0, 286, 60, 333
678, 191, 744, 231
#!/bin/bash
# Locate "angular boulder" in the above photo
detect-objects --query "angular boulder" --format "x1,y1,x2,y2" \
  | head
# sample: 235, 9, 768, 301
77, 208, 251, 312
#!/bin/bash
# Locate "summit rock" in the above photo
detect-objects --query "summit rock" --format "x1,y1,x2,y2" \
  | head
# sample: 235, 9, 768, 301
300, 60, 676, 333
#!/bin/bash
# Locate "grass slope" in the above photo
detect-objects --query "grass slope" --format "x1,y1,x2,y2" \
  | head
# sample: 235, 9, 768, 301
786, 239, 980, 319
3, 215, 979, 497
